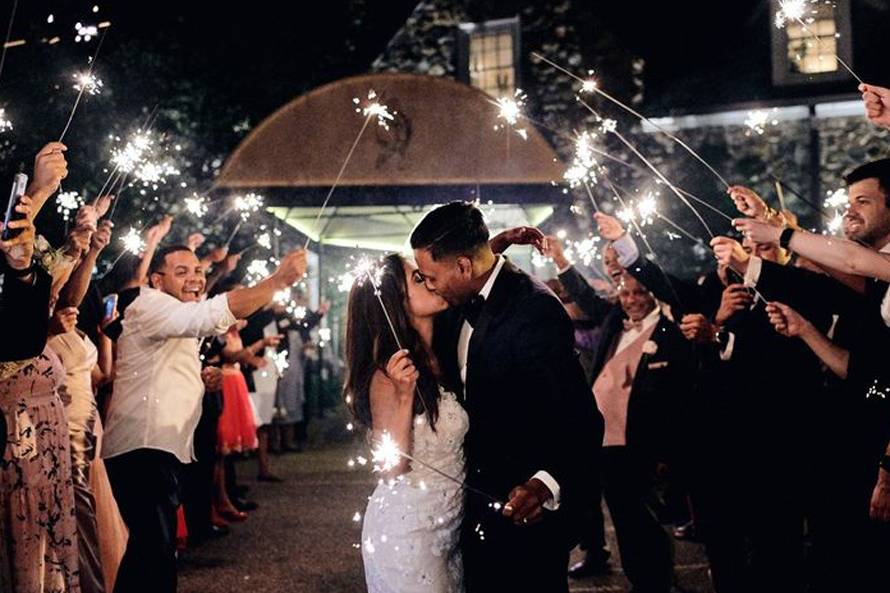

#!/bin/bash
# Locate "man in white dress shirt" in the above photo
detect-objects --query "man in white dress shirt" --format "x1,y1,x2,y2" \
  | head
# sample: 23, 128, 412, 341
103, 244, 306, 593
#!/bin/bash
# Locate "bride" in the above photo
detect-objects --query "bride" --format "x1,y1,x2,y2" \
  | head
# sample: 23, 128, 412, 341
343, 253, 468, 593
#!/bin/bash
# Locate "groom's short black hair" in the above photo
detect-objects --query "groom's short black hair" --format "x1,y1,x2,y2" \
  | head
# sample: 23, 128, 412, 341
410, 201, 490, 260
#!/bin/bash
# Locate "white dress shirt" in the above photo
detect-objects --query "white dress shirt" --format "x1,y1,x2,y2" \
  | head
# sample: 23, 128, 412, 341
615, 307, 661, 355
458, 256, 561, 509
102, 287, 237, 463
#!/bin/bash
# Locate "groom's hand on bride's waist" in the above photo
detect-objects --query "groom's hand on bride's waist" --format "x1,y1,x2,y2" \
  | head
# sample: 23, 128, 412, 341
502, 478, 553, 526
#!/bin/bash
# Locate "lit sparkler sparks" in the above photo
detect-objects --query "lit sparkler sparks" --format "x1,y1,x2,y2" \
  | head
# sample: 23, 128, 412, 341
744, 108, 779, 136
580, 70, 598, 93
245, 258, 272, 286
494, 89, 529, 140
823, 188, 848, 209
371, 432, 402, 473
564, 131, 600, 188
257, 232, 272, 250
825, 211, 844, 235
636, 192, 658, 226
111, 132, 153, 174
354, 90, 395, 130
234, 192, 264, 221
774, 0, 810, 29
56, 191, 83, 222
134, 160, 179, 185
120, 227, 145, 255
184, 194, 208, 217
72, 71, 103, 95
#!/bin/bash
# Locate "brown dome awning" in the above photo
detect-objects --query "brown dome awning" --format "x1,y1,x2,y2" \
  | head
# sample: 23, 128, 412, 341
215, 72, 564, 189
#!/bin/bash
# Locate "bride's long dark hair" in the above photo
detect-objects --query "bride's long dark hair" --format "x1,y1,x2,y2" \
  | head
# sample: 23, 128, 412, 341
343, 253, 440, 430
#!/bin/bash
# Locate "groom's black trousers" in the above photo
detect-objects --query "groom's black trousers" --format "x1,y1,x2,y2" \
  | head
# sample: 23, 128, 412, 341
462, 521, 570, 593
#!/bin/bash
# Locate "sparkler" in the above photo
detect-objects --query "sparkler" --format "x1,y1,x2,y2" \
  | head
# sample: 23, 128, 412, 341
532, 51, 732, 189
184, 193, 209, 217
72, 71, 103, 95
234, 192, 263, 221
493, 89, 529, 140
583, 101, 716, 239
58, 26, 109, 141
744, 109, 779, 136
823, 188, 848, 209
256, 232, 272, 250
774, 0, 863, 83
0, 109, 11, 132
304, 90, 394, 250
0, 0, 19, 86
56, 191, 83, 223
369, 432, 503, 506
119, 227, 145, 255
271, 350, 289, 374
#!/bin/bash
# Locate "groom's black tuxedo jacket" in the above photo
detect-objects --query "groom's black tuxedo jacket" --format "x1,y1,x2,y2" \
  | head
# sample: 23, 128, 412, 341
433, 260, 603, 542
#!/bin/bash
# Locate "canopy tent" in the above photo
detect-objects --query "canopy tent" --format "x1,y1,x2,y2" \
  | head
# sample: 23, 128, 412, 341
215, 72, 567, 250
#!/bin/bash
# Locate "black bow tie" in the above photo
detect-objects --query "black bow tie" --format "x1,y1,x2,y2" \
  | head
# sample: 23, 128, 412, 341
462, 295, 485, 327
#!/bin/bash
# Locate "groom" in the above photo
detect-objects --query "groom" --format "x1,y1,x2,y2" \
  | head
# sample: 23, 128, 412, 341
411, 202, 604, 592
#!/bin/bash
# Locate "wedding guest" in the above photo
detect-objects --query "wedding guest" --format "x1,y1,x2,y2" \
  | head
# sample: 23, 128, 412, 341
545, 236, 692, 593
102, 245, 307, 593
1, 201, 81, 593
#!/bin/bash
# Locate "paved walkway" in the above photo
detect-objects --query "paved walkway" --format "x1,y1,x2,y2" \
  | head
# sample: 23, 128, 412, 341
179, 438, 714, 592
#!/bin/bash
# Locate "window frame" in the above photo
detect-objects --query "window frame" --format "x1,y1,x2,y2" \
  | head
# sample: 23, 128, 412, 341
770, 0, 853, 86
457, 16, 521, 97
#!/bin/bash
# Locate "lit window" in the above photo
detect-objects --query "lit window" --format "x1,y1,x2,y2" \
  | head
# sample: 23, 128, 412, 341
770, 0, 853, 86
785, 3, 838, 74
457, 17, 520, 98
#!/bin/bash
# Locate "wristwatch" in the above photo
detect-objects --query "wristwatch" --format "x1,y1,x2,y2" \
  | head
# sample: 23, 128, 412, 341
779, 227, 796, 251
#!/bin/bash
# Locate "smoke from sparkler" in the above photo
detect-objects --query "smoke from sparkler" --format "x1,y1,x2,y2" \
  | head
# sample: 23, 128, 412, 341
120, 227, 145, 255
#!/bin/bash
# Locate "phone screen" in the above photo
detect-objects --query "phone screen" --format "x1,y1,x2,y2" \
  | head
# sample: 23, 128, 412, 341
1, 173, 28, 241
103, 294, 118, 323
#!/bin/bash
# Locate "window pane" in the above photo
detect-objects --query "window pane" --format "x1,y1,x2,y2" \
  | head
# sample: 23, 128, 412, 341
483, 34, 496, 52
498, 48, 513, 67
498, 32, 512, 52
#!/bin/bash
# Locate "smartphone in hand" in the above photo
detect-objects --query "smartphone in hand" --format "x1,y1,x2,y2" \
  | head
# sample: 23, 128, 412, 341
102, 293, 119, 325
1, 173, 28, 241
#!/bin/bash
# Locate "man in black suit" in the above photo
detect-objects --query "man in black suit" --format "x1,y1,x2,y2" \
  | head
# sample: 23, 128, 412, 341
714, 167, 890, 593
410, 202, 603, 593
545, 236, 694, 593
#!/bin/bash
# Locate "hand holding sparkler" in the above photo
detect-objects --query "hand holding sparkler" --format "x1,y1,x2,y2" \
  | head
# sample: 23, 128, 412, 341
27, 142, 68, 213
710, 236, 752, 275
386, 350, 419, 405
860, 83, 890, 130
727, 186, 771, 221
271, 249, 308, 288
503, 478, 553, 526
88, 219, 113, 254
766, 302, 810, 338
593, 212, 626, 242
679, 314, 719, 344
731, 218, 784, 246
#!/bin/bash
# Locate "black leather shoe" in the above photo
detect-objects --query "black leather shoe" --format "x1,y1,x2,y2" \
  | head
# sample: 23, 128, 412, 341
568, 554, 611, 579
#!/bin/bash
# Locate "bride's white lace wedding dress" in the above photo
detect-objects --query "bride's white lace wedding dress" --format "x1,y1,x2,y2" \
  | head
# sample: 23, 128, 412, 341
362, 388, 469, 593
